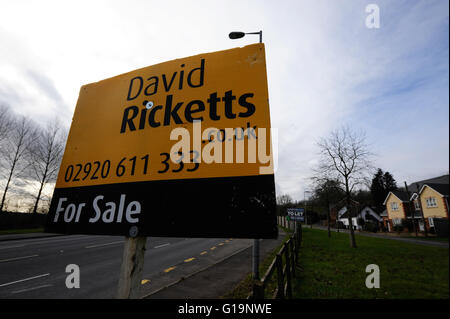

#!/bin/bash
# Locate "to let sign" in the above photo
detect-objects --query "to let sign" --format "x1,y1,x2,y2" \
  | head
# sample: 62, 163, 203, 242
45, 43, 277, 239
287, 208, 305, 222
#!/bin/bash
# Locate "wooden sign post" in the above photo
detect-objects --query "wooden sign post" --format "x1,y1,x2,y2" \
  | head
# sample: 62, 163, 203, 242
116, 236, 147, 299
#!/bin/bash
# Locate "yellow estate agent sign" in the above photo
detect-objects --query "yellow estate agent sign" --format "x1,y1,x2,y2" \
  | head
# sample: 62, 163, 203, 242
46, 43, 277, 239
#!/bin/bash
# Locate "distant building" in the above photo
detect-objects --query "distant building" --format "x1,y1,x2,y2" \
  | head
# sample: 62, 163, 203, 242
337, 205, 382, 231
383, 190, 411, 231
330, 198, 360, 228
383, 175, 449, 233
379, 209, 389, 231
417, 183, 449, 232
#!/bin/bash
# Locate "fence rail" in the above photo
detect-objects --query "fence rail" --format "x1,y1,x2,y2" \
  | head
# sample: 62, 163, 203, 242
250, 219, 302, 299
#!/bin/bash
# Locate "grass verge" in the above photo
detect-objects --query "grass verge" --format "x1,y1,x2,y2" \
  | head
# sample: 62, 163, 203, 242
293, 227, 449, 299
0, 228, 44, 235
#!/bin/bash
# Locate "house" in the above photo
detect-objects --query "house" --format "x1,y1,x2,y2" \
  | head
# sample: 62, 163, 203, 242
329, 199, 360, 227
417, 183, 449, 232
383, 190, 411, 231
329, 206, 338, 227
337, 205, 382, 230
379, 209, 389, 231
383, 175, 449, 233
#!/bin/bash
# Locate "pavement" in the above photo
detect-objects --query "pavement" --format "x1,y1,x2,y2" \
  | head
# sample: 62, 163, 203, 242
310, 224, 449, 248
144, 228, 288, 299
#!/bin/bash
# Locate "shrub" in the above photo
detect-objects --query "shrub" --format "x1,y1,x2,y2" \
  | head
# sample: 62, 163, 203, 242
357, 217, 365, 227
402, 219, 414, 232
363, 221, 378, 233
336, 221, 345, 229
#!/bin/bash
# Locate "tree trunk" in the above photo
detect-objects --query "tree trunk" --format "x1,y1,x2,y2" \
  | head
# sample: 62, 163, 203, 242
32, 181, 45, 214
326, 190, 331, 238
33, 163, 48, 214
0, 161, 16, 212
345, 179, 357, 248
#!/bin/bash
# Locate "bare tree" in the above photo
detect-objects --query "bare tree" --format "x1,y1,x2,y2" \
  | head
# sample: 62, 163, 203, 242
0, 115, 38, 212
311, 178, 344, 238
28, 119, 66, 214
277, 194, 293, 206
315, 126, 373, 248
0, 104, 13, 144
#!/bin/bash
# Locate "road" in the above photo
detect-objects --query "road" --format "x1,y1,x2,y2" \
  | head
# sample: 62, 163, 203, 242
0, 234, 255, 298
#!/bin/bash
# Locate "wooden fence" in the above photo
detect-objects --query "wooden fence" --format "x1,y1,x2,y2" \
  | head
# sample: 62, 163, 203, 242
250, 219, 302, 299
277, 215, 297, 231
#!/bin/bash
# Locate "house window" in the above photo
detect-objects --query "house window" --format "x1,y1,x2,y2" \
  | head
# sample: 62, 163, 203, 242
426, 197, 438, 208
392, 218, 402, 226
390, 202, 399, 211
428, 217, 434, 227
414, 200, 420, 210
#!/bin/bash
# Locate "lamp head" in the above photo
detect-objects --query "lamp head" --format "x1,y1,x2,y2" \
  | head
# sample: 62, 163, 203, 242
228, 31, 245, 39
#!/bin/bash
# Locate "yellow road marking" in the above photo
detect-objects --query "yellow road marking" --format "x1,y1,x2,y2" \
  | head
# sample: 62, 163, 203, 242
141, 279, 150, 285
200, 251, 207, 255
184, 257, 195, 263
164, 266, 176, 273
218, 243, 224, 246
210, 246, 216, 250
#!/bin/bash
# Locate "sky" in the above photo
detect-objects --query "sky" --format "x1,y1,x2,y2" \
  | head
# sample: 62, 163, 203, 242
0, 0, 448, 202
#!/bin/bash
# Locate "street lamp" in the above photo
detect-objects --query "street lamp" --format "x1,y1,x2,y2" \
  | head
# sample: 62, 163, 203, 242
229, 30, 263, 43
229, 29, 262, 281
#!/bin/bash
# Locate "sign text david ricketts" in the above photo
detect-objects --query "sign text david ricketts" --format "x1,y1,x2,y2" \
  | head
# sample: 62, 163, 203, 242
121, 59, 256, 132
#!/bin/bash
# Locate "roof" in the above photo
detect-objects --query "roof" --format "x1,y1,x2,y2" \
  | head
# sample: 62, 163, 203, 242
407, 174, 449, 193
330, 198, 360, 210
383, 190, 409, 205
339, 211, 354, 219
338, 205, 382, 221
392, 190, 410, 201
420, 183, 449, 197
361, 205, 383, 214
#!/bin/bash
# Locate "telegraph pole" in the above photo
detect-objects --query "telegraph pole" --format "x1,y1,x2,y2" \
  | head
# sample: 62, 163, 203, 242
404, 182, 418, 237
415, 183, 428, 237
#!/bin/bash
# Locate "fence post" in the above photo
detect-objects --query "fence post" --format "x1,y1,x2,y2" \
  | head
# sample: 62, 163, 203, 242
290, 239, 296, 278
252, 280, 264, 299
284, 242, 292, 299
275, 254, 284, 299
298, 223, 303, 245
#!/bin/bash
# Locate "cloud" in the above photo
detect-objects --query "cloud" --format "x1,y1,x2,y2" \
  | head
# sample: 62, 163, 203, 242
0, 0, 448, 202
